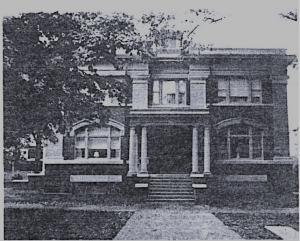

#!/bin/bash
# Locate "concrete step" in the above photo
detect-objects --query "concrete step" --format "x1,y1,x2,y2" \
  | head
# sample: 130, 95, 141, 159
150, 174, 190, 178
147, 198, 195, 202
150, 179, 191, 182
149, 193, 194, 197
149, 184, 192, 188
149, 190, 193, 194
149, 194, 194, 197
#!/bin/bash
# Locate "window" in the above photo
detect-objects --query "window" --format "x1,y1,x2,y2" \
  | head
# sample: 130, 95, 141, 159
153, 80, 187, 106
217, 125, 264, 160
75, 126, 121, 159
218, 79, 262, 103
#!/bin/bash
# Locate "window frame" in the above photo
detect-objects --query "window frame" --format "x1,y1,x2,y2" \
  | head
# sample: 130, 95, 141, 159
152, 79, 188, 107
74, 126, 122, 160
218, 78, 262, 104
218, 125, 264, 160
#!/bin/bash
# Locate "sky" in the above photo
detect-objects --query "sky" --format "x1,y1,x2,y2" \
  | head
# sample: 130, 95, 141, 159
1, 0, 299, 155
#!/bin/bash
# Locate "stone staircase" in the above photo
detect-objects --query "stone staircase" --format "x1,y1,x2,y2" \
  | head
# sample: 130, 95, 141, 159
147, 174, 195, 203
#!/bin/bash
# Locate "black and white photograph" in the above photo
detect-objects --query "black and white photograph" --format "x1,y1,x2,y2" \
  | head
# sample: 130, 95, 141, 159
2, 0, 299, 239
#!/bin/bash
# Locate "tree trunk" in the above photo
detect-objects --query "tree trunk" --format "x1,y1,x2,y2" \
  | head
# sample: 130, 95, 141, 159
34, 137, 42, 173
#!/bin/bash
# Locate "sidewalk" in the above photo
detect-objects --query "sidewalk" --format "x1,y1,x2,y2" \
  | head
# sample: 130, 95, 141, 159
114, 209, 243, 240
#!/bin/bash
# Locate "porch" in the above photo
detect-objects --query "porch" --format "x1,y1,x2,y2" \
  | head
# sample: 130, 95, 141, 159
127, 124, 212, 177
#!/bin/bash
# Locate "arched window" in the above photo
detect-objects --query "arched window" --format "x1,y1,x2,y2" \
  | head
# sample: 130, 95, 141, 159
73, 120, 124, 160
216, 120, 266, 160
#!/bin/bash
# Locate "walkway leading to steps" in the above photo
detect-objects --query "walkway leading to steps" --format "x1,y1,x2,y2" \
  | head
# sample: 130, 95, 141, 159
113, 209, 242, 240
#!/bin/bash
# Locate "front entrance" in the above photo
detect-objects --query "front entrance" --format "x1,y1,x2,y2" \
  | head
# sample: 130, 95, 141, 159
147, 126, 192, 174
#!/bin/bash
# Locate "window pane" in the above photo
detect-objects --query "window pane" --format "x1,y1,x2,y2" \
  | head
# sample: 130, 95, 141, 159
76, 128, 85, 137
88, 137, 107, 149
153, 93, 160, 104
75, 148, 85, 158
230, 79, 249, 97
230, 96, 248, 103
178, 80, 186, 105
230, 125, 249, 135
253, 136, 262, 159
153, 80, 160, 91
111, 138, 120, 149
162, 81, 176, 104
252, 80, 261, 90
111, 127, 120, 137
218, 90, 227, 97
89, 149, 107, 158
75, 137, 85, 148
231, 137, 249, 158
89, 127, 109, 137
218, 80, 229, 90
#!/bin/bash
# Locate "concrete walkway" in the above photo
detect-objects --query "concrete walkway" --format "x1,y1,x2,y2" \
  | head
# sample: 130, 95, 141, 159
114, 209, 242, 240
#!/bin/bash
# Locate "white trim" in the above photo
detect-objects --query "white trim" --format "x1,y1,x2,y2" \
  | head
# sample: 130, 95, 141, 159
212, 103, 273, 107
130, 111, 209, 115
152, 74, 188, 79
190, 174, 204, 178
71, 118, 125, 136
27, 172, 45, 176
12, 179, 29, 182
215, 159, 294, 164
70, 175, 122, 182
192, 184, 207, 188
224, 175, 268, 182
137, 173, 149, 177
135, 183, 148, 188
190, 80, 206, 84
212, 70, 268, 76
44, 159, 123, 164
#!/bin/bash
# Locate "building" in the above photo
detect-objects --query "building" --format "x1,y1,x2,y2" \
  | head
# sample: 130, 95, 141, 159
21, 41, 297, 202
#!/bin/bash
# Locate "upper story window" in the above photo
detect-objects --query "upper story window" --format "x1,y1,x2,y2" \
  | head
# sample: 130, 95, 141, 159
218, 79, 262, 104
153, 80, 187, 106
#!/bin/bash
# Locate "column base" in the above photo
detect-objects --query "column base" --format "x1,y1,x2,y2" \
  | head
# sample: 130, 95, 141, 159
203, 171, 213, 177
127, 172, 137, 177
139, 171, 148, 175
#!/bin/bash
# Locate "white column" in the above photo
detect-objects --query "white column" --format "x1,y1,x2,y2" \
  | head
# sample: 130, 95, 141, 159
140, 126, 148, 174
107, 126, 111, 159
249, 127, 253, 159
85, 127, 88, 159
227, 128, 231, 159
134, 133, 139, 173
127, 127, 136, 176
192, 126, 199, 173
204, 126, 211, 175
261, 130, 264, 160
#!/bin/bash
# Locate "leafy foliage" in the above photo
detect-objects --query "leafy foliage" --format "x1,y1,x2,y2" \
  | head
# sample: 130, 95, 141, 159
3, 12, 139, 160
3, 10, 224, 162
280, 10, 298, 21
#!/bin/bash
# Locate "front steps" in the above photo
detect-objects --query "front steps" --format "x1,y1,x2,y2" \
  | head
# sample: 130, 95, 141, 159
147, 174, 195, 203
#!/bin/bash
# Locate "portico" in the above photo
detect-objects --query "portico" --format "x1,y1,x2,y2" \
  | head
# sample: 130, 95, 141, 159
127, 113, 212, 176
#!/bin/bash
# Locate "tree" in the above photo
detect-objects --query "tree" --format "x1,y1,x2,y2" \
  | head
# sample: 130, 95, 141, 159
279, 10, 297, 21
3, 10, 223, 169
3, 12, 141, 170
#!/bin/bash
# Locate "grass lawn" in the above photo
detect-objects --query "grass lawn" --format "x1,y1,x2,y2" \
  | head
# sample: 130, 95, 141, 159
4, 208, 133, 240
214, 213, 299, 240
207, 192, 299, 209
